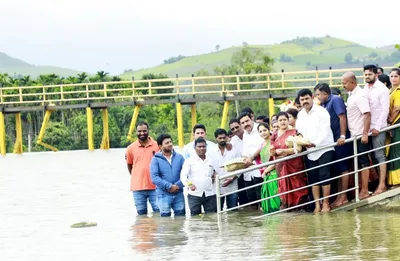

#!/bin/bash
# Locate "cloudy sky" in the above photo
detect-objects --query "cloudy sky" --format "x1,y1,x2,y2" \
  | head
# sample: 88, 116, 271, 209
1, 0, 398, 74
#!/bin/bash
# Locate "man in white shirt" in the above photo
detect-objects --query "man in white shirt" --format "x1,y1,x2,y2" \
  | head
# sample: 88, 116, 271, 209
180, 137, 217, 215
181, 124, 217, 159
296, 89, 335, 213
239, 112, 264, 210
229, 118, 248, 206
363, 64, 390, 195
212, 128, 242, 210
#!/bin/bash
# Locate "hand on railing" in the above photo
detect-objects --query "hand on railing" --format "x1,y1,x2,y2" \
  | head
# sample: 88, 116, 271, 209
221, 177, 236, 187
361, 134, 369, 144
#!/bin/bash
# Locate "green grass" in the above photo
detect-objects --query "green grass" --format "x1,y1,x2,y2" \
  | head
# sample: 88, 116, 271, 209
121, 36, 395, 79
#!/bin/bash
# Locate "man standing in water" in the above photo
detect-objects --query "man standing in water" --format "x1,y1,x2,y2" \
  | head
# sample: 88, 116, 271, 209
342, 72, 371, 199
296, 89, 335, 213
125, 122, 159, 215
180, 137, 217, 215
150, 134, 185, 217
181, 124, 217, 159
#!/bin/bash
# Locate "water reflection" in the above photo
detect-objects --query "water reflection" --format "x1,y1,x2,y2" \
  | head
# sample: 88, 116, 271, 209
131, 216, 188, 253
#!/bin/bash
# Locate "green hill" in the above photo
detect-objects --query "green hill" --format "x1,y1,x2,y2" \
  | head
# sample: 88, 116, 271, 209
121, 36, 398, 79
0, 52, 80, 77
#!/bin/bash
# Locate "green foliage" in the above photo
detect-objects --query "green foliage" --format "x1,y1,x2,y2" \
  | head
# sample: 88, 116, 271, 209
32, 122, 73, 151
163, 55, 187, 64
344, 53, 353, 64
280, 54, 293, 62
368, 52, 378, 58
281, 37, 323, 48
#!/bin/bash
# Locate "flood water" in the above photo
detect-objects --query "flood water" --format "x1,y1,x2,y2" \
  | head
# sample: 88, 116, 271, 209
1, 149, 400, 261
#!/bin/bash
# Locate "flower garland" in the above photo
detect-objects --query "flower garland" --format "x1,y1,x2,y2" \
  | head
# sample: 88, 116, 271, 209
277, 100, 296, 112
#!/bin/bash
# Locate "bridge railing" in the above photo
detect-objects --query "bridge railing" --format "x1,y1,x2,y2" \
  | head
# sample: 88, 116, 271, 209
215, 122, 400, 221
0, 66, 393, 106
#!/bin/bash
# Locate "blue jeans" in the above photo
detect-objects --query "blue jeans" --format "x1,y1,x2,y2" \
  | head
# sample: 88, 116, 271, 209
156, 192, 186, 217
220, 193, 238, 210
132, 190, 159, 215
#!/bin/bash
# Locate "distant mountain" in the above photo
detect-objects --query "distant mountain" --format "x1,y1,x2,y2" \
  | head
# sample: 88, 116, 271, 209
0, 52, 80, 77
121, 36, 399, 79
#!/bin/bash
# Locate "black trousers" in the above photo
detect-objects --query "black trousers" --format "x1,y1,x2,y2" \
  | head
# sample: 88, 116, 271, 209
244, 176, 263, 207
237, 174, 249, 205
187, 192, 217, 215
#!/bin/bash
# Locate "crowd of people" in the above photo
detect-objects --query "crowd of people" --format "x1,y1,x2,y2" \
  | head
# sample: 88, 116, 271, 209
125, 65, 400, 217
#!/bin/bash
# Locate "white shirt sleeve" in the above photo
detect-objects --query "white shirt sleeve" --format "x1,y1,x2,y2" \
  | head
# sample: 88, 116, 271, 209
180, 158, 191, 187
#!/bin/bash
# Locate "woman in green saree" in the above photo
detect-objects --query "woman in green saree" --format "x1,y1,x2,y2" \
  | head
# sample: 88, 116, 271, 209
257, 122, 281, 213
388, 68, 400, 186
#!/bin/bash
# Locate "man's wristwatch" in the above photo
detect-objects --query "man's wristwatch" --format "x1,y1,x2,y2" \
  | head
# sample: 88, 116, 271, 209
340, 135, 346, 139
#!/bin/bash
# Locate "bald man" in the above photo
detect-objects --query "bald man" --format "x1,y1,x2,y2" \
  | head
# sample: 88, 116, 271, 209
342, 72, 371, 199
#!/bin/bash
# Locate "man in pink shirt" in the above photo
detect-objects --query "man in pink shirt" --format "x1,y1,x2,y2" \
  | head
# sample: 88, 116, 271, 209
342, 72, 371, 199
363, 65, 390, 195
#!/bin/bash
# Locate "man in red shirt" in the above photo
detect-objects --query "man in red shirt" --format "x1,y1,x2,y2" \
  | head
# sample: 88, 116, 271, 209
125, 122, 159, 215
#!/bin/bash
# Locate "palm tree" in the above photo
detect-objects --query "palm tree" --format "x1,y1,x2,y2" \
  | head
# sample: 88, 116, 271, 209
20, 75, 31, 86
47, 73, 60, 84
96, 71, 109, 82
0, 73, 9, 87
8, 76, 19, 86
111, 76, 121, 82
66, 76, 77, 84
77, 72, 88, 83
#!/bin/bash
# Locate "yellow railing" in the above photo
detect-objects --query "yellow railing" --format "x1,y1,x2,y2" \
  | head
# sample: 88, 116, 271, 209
0, 66, 395, 155
0, 67, 393, 106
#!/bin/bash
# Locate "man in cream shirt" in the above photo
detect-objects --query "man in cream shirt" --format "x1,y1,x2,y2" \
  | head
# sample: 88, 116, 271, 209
296, 88, 334, 213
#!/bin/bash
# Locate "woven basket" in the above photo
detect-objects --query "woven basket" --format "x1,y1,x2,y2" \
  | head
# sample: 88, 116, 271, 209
220, 157, 249, 172
222, 162, 247, 172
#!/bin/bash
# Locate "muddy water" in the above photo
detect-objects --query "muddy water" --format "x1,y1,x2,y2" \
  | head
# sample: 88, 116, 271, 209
1, 150, 400, 261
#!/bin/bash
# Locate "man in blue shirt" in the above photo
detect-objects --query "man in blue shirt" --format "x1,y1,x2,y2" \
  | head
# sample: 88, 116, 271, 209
315, 83, 352, 207
150, 134, 186, 217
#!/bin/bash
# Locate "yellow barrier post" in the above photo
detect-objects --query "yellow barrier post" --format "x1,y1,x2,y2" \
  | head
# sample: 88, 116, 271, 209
0, 111, 5, 156
268, 97, 275, 117
13, 113, 23, 154
100, 108, 110, 150
86, 107, 94, 151
176, 103, 184, 148
127, 105, 141, 142
37, 110, 58, 152
191, 104, 197, 129
220, 101, 230, 129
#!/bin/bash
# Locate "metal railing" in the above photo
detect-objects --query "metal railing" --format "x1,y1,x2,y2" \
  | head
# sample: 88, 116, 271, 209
215, 122, 400, 221
0, 66, 393, 106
